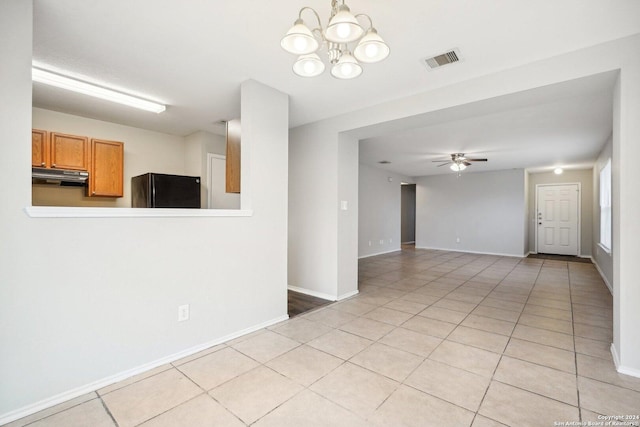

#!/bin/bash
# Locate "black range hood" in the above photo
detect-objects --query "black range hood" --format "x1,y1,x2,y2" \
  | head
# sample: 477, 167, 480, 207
32, 167, 89, 186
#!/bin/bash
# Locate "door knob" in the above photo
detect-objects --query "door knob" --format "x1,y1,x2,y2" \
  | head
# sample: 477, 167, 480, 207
538, 222, 542, 225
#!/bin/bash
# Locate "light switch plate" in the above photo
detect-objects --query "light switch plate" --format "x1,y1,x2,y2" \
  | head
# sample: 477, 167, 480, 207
178, 304, 190, 322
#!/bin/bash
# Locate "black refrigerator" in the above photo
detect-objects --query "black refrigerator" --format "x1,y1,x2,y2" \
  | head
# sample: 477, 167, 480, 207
131, 173, 201, 208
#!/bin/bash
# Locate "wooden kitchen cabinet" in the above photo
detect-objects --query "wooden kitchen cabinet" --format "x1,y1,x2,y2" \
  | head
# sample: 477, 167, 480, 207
89, 139, 124, 197
50, 132, 89, 171
225, 119, 241, 193
32, 129, 49, 167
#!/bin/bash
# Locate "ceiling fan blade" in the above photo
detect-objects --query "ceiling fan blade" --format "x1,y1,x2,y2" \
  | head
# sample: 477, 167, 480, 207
432, 160, 450, 163
437, 162, 452, 167
467, 158, 488, 162
463, 161, 472, 166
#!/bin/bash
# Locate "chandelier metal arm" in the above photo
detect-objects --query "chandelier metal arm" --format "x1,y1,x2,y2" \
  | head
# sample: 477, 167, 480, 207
354, 13, 374, 32
298, 6, 324, 33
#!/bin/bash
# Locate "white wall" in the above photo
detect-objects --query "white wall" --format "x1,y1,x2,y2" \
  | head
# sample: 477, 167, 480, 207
523, 171, 530, 254
592, 137, 614, 290
337, 134, 359, 299
613, 61, 640, 377
288, 122, 339, 300
358, 163, 413, 258
527, 169, 593, 256
415, 169, 526, 257
0, 3, 289, 420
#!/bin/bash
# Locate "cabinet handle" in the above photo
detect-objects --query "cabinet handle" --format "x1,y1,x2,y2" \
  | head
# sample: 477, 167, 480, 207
51, 164, 56, 168
41, 162, 45, 166
92, 191, 96, 195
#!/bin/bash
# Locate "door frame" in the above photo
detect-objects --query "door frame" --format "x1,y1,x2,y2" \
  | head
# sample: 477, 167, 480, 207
400, 183, 416, 244
207, 153, 226, 209
534, 182, 581, 256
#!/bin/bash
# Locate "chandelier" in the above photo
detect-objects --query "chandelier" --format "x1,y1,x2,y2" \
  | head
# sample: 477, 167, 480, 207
280, 0, 390, 79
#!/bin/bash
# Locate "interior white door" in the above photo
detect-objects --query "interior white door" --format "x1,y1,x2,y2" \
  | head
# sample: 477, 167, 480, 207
536, 184, 579, 255
208, 154, 240, 209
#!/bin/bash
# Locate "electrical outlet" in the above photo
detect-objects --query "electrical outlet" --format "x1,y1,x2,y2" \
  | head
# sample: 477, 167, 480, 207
178, 304, 190, 322
456, 237, 461, 243
379, 239, 384, 245
368, 240, 372, 247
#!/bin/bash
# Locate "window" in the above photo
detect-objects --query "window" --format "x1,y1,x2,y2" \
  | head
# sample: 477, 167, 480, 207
599, 158, 612, 252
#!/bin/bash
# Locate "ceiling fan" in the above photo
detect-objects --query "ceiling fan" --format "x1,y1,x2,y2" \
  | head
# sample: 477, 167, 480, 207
432, 153, 488, 171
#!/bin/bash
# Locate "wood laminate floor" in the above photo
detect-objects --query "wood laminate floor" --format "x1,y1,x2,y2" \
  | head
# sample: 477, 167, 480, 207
287, 290, 332, 317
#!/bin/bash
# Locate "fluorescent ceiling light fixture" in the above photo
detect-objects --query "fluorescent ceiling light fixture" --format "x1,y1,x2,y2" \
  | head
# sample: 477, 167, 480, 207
32, 67, 166, 113
554, 168, 564, 175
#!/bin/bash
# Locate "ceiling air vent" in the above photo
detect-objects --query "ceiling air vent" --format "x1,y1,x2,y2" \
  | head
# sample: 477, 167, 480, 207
422, 48, 462, 70
378, 160, 391, 164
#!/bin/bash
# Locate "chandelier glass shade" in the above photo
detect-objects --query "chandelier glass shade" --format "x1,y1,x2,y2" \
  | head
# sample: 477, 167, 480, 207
281, 0, 389, 79
331, 51, 362, 79
293, 53, 325, 77
325, 5, 363, 43
354, 28, 390, 63
280, 19, 319, 55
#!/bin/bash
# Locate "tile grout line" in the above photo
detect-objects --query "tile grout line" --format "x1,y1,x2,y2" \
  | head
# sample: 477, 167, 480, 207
98, 396, 120, 427
371, 254, 528, 424
307, 252, 508, 423
471, 256, 544, 424
568, 261, 584, 423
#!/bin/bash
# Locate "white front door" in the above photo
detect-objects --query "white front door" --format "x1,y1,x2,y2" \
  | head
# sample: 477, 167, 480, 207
536, 184, 580, 255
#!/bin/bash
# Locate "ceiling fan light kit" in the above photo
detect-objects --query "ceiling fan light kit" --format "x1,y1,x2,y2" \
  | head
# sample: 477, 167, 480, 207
281, 0, 390, 79
433, 153, 488, 174
450, 162, 467, 172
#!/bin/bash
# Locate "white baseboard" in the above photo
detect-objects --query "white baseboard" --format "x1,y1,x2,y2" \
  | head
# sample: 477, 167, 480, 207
591, 257, 613, 295
288, 285, 336, 301
337, 289, 359, 301
0, 314, 289, 426
415, 246, 525, 258
287, 286, 357, 302
610, 343, 640, 379
611, 342, 621, 369
358, 248, 401, 259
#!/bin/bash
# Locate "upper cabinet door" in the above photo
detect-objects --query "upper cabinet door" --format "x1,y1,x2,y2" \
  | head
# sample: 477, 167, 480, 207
89, 139, 124, 197
225, 119, 241, 194
32, 129, 49, 167
50, 132, 89, 170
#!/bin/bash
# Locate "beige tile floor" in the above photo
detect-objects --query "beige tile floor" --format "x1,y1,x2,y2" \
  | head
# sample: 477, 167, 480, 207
6, 249, 640, 427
